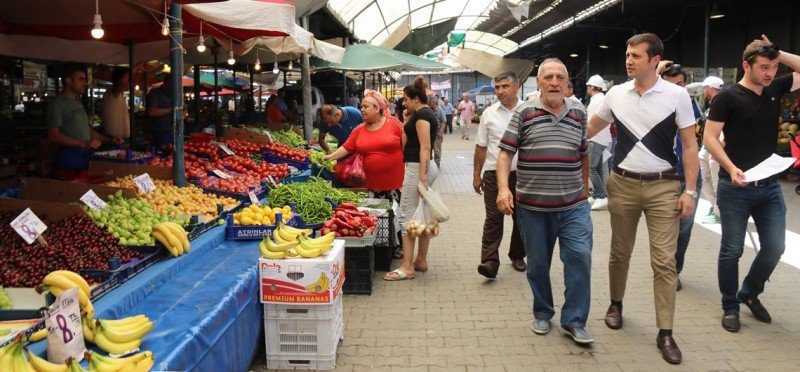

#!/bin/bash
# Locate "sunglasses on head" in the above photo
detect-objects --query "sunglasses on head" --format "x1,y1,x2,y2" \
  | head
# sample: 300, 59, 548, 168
744, 44, 779, 61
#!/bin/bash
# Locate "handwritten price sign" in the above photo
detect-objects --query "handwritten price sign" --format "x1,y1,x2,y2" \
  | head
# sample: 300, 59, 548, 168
80, 189, 107, 211
11, 208, 48, 244
133, 173, 156, 194
249, 191, 261, 206
212, 169, 231, 179
211, 141, 235, 155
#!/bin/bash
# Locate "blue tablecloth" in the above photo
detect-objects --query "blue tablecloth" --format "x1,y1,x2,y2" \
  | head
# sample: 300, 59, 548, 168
30, 226, 264, 372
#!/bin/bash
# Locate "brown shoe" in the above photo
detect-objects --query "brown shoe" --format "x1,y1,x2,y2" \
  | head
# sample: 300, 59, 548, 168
604, 304, 623, 330
656, 334, 682, 364
477, 263, 497, 279
511, 258, 526, 272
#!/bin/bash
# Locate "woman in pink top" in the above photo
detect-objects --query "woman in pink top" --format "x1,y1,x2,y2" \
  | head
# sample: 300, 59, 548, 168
457, 93, 475, 140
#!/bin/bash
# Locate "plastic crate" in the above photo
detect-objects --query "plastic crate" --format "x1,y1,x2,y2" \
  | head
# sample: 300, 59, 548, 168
224, 204, 302, 240
281, 169, 312, 185
266, 351, 336, 371
343, 246, 374, 295
263, 151, 311, 171
316, 228, 376, 248
264, 296, 343, 362
373, 210, 397, 272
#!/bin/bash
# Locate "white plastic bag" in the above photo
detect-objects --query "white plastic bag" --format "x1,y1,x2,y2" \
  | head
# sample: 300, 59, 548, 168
406, 200, 440, 238
418, 184, 450, 223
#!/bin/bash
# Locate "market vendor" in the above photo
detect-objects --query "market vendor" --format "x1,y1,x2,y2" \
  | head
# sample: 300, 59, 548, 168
146, 74, 175, 149
47, 64, 122, 173
101, 68, 132, 143
317, 104, 362, 154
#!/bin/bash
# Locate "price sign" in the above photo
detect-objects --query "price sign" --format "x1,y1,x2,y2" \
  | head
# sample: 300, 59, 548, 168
11, 208, 48, 244
212, 141, 235, 155
133, 173, 156, 194
267, 175, 278, 187
80, 189, 107, 211
248, 191, 261, 206
45, 288, 86, 363
266, 132, 274, 142
212, 169, 231, 179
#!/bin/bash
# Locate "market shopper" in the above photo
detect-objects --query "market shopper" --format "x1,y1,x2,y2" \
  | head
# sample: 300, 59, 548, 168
698, 76, 724, 223
703, 35, 800, 333
585, 74, 609, 210
442, 98, 454, 134
587, 33, 698, 364
266, 96, 283, 126
347, 92, 361, 108
101, 68, 132, 143
497, 59, 593, 344
317, 104, 363, 155
457, 93, 475, 140
473, 71, 526, 278
429, 96, 446, 168
146, 74, 175, 149
325, 89, 404, 196
383, 76, 439, 281
47, 64, 122, 174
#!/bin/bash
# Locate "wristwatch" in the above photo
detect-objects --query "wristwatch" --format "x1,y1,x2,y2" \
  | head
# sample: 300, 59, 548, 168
683, 189, 698, 198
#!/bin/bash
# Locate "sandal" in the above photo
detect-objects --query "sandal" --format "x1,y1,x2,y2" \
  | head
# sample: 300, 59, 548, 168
382, 268, 414, 281
393, 249, 404, 259
413, 262, 428, 272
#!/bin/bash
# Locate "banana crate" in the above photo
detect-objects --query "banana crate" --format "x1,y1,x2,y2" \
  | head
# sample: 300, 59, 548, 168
264, 295, 343, 370
225, 203, 303, 240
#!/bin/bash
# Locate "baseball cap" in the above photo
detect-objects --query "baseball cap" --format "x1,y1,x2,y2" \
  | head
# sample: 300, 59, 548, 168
587, 75, 607, 90
702, 76, 724, 90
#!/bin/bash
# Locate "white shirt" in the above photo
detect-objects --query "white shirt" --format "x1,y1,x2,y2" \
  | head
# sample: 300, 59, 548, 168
595, 77, 695, 173
102, 90, 130, 138
586, 92, 611, 145
475, 99, 524, 172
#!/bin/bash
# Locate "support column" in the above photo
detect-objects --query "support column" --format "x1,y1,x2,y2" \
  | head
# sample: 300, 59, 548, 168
301, 15, 313, 141
213, 49, 220, 135
169, 2, 186, 186
194, 65, 200, 131
704, 2, 711, 76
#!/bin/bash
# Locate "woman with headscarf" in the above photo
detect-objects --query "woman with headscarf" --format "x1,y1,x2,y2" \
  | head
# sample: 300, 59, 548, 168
324, 89, 405, 195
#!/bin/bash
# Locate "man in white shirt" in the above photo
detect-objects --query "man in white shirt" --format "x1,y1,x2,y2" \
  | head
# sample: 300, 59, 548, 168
585, 75, 610, 210
587, 33, 698, 364
473, 71, 526, 278
102, 68, 132, 141
566, 81, 582, 105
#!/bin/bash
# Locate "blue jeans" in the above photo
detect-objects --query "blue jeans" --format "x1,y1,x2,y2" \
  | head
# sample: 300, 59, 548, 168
676, 178, 701, 274
717, 178, 786, 312
54, 146, 94, 171
589, 142, 608, 198
517, 204, 593, 328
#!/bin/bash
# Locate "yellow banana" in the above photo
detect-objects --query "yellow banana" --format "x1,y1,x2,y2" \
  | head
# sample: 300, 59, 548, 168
162, 223, 190, 253
258, 241, 286, 259
0, 342, 20, 372
277, 225, 300, 242
94, 326, 142, 355
83, 318, 95, 344
45, 286, 92, 315
304, 232, 335, 245
153, 225, 184, 255
87, 350, 151, 368
82, 301, 95, 320
285, 249, 298, 258
29, 328, 47, 343
42, 277, 91, 309
13, 346, 35, 372
27, 349, 68, 372
68, 358, 87, 372
125, 353, 153, 372
264, 237, 298, 253
46, 271, 90, 300
278, 224, 312, 236
96, 315, 148, 328
298, 238, 332, 253
99, 320, 153, 344
152, 231, 180, 257
272, 229, 293, 244
293, 243, 322, 258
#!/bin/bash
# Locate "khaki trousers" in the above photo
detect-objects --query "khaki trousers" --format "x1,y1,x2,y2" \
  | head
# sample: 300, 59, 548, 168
607, 172, 682, 329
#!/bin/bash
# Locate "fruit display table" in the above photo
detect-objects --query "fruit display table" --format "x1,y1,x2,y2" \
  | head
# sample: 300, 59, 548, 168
28, 225, 264, 371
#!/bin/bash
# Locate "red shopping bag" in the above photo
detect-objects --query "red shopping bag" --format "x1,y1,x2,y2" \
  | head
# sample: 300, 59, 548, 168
333, 153, 367, 187
790, 134, 800, 168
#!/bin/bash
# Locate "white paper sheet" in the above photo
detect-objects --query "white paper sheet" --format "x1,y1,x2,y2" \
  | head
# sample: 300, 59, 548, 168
742, 154, 795, 182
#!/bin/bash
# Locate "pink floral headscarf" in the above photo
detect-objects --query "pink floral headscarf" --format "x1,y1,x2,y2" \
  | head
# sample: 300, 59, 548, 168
362, 89, 390, 118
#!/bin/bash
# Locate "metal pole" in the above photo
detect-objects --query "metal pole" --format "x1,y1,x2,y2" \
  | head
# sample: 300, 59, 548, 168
301, 15, 313, 141
194, 65, 200, 131
361, 71, 365, 96
142, 72, 147, 117
283, 70, 288, 87
213, 49, 220, 135
232, 67, 238, 126
342, 70, 347, 105
249, 64, 254, 124
169, 2, 185, 187
128, 39, 136, 149
586, 40, 591, 81
704, 2, 710, 76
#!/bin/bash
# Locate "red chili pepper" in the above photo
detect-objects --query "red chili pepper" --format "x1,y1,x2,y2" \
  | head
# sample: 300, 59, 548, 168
339, 202, 358, 210
335, 232, 341, 237
335, 211, 349, 220
341, 228, 349, 235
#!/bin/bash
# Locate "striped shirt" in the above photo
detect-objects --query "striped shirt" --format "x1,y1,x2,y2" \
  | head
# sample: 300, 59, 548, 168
498, 98, 589, 212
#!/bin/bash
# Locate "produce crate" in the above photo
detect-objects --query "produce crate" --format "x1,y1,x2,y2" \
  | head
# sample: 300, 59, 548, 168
343, 246, 374, 295
263, 151, 310, 171
191, 179, 269, 201
309, 163, 335, 181
373, 209, 397, 272
316, 228, 376, 248
264, 296, 343, 370
81, 245, 167, 301
92, 148, 155, 164
224, 204, 302, 240
281, 169, 312, 185
0, 310, 46, 349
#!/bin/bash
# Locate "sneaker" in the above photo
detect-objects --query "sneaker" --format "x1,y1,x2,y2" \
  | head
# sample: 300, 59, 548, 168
591, 198, 608, 210
738, 293, 772, 323
588, 197, 596, 205
702, 214, 721, 224
562, 326, 594, 344
721, 311, 740, 332
530, 319, 551, 335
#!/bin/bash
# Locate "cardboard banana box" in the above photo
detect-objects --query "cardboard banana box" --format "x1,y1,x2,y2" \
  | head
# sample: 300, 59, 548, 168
259, 240, 345, 305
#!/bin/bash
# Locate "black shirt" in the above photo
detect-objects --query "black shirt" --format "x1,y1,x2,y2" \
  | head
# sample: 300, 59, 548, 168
707, 74, 793, 180
403, 106, 439, 163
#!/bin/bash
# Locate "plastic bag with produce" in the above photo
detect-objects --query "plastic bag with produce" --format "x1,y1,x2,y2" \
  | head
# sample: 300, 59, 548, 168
418, 183, 449, 223
406, 200, 440, 238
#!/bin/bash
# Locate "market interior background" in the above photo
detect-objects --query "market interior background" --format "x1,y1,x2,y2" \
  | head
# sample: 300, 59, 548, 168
1, 0, 800, 371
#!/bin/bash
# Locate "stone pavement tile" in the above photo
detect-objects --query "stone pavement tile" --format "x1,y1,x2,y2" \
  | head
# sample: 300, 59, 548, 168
391, 345, 427, 356
446, 355, 485, 367
428, 367, 468, 372
389, 367, 428, 372
544, 362, 623, 372
409, 355, 448, 367
468, 366, 506, 372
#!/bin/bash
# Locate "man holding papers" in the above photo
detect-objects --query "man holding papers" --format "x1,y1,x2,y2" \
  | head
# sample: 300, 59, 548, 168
704, 35, 800, 333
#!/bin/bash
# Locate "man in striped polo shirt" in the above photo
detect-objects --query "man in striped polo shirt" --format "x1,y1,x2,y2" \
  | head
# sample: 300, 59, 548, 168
496, 58, 594, 345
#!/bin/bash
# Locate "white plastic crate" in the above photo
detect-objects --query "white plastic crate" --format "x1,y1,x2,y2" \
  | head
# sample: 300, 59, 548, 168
266, 350, 336, 371
264, 295, 344, 361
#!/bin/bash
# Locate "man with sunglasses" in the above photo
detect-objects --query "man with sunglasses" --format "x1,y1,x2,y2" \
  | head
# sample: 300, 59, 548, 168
704, 35, 800, 333
47, 64, 122, 174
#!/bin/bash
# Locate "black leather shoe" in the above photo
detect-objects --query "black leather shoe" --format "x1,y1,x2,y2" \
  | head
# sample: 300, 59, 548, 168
676, 277, 683, 292
721, 311, 740, 332
604, 304, 623, 330
511, 258, 526, 272
477, 263, 497, 279
656, 334, 682, 364
738, 294, 771, 323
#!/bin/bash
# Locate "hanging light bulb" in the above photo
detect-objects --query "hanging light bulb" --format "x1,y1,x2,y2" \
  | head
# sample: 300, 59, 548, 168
255, 59, 261, 71
288, 60, 293, 70
135, 85, 140, 91
196, 22, 206, 52
161, 1, 169, 36
272, 61, 279, 74
91, 0, 104, 39
227, 39, 236, 65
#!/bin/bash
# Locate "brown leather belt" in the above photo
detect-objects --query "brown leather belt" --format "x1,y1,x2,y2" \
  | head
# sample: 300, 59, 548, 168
613, 166, 683, 181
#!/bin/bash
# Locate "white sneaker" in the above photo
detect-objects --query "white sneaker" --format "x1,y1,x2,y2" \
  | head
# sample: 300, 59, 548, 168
591, 198, 608, 210
588, 197, 595, 205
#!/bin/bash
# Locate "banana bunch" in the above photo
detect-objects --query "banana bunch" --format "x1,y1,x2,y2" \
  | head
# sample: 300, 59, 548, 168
151, 222, 190, 258
87, 350, 154, 372
260, 225, 334, 259
37, 271, 94, 320
92, 315, 153, 355
305, 273, 331, 293
0, 336, 35, 372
